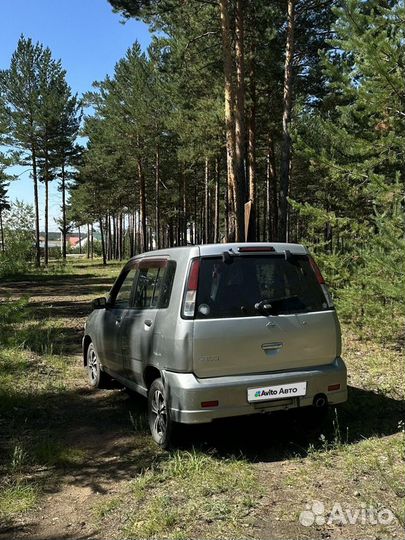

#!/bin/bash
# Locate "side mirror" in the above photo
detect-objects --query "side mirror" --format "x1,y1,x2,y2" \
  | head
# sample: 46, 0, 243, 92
92, 297, 107, 310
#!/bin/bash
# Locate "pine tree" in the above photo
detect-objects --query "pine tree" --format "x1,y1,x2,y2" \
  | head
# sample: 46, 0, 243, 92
0, 36, 44, 266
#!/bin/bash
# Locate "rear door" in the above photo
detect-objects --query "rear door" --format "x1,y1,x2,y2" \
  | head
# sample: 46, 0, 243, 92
98, 264, 138, 376
192, 254, 339, 378
120, 259, 174, 384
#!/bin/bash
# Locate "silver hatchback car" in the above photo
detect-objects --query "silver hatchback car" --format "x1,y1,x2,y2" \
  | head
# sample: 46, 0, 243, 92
83, 243, 347, 447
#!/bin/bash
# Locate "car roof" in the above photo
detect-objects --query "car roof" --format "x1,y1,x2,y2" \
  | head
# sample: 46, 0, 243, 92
128, 242, 308, 262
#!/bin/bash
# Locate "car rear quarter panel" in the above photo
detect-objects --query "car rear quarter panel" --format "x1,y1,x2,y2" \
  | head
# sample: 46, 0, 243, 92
153, 247, 198, 373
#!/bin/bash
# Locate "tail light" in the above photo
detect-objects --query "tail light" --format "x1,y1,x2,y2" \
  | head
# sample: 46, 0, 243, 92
309, 255, 334, 308
182, 258, 200, 318
308, 255, 325, 284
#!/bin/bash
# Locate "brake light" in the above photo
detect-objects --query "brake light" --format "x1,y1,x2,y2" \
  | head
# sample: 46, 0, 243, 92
238, 246, 275, 253
201, 400, 219, 408
182, 258, 200, 317
308, 255, 325, 285
328, 383, 341, 392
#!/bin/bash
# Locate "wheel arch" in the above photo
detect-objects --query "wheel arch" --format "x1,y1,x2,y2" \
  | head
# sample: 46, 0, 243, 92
143, 365, 161, 390
83, 335, 92, 367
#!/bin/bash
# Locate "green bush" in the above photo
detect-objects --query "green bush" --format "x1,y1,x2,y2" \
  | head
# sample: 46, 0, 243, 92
0, 201, 35, 278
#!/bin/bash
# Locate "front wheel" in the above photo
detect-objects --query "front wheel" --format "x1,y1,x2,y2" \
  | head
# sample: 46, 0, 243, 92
87, 342, 111, 389
148, 378, 175, 448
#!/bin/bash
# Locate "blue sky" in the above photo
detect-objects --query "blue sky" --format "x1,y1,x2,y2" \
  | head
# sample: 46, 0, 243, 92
1, 0, 151, 231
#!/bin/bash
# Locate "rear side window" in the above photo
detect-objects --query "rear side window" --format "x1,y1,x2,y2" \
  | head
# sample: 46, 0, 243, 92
195, 255, 328, 319
133, 261, 176, 309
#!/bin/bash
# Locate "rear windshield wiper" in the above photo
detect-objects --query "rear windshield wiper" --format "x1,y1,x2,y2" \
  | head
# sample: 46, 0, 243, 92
254, 296, 301, 315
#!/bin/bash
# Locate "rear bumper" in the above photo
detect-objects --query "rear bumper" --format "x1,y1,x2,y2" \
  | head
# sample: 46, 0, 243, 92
164, 356, 347, 424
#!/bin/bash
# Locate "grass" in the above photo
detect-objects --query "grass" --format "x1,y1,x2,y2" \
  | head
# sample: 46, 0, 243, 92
32, 440, 88, 467
275, 344, 405, 537
93, 448, 259, 539
0, 482, 39, 522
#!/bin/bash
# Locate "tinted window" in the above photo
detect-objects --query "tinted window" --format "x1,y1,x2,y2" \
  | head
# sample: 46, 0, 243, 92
114, 268, 137, 308
133, 262, 176, 309
160, 261, 176, 308
134, 267, 161, 309
195, 255, 327, 319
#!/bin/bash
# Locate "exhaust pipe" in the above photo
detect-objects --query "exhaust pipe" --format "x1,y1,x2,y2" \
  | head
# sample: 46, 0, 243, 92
313, 394, 328, 408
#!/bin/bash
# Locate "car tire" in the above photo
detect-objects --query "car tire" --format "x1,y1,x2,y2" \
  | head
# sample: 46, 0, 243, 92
148, 378, 175, 448
87, 342, 111, 389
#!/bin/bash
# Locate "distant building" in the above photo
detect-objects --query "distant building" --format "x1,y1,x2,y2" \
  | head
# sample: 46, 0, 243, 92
68, 236, 80, 248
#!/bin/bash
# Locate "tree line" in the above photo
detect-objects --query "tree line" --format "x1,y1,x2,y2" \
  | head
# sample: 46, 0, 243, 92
0, 1, 404, 342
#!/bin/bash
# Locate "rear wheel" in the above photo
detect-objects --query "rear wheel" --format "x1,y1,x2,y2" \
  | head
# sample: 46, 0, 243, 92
87, 342, 111, 389
148, 378, 175, 448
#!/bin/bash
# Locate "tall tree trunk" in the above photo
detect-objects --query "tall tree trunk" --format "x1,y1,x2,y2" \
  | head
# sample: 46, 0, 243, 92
235, 0, 247, 219
268, 133, 279, 241
192, 185, 197, 245
279, 0, 295, 241
214, 158, 220, 243
0, 210, 4, 253
204, 158, 209, 244
61, 163, 67, 261
137, 157, 147, 253
219, 0, 242, 241
155, 147, 160, 249
106, 214, 111, 260
31, 147, 41, 267
99, 218, 106, 265
113, 215, 118, 259
44, 169, 49, 266
132, 211, 136, 255
168, 219, 174, 247
87, 223, 90, 258
225, 174, 229, 240
90, 223, 94, 259
247, 44, 257, 241
78, 225, 82, 255
182, 168, 187, 245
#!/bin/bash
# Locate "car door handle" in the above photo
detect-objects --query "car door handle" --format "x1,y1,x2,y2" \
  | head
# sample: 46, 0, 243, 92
115, 316, 122, 325
144, 319, 153, 327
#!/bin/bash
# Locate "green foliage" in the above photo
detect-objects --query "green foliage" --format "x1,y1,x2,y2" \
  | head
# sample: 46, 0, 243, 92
337, 203, 405, 342
292, 1, 405, 343
0, 201, 35, 277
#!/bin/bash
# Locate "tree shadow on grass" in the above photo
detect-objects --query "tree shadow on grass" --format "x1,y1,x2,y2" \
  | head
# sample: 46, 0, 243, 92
0, 276, 114, 298
0, 385, 158, 493
8, 324, 84, 356
0, 381, 161, 539
28, 300, 95, 320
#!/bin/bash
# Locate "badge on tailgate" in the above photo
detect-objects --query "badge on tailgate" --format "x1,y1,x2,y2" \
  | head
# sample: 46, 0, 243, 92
247, 381, 307, 402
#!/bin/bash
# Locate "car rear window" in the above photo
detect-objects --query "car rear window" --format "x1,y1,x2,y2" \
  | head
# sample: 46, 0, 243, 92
195, 255, 328, 319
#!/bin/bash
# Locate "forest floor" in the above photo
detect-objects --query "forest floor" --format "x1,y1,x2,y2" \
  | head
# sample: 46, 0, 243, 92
0, 259, 404, 540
